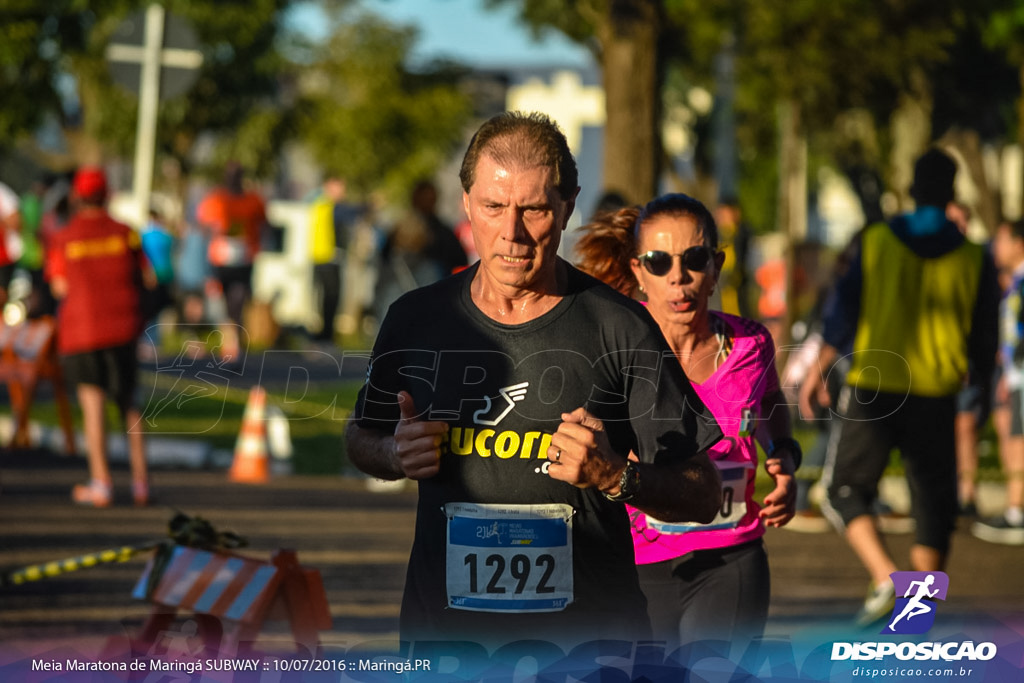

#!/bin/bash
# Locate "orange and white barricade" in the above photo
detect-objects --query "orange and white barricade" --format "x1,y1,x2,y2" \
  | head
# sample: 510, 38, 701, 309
132, 544, 331, 654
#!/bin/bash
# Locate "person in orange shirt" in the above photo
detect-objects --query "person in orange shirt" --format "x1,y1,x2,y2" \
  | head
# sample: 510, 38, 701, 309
195, 162, 267, 360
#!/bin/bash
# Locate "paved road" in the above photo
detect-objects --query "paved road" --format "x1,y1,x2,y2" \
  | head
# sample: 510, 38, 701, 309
1, 449, 1022, 676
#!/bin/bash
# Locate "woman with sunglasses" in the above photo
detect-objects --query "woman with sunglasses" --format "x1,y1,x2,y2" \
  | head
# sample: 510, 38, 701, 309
575, 194, 798, 647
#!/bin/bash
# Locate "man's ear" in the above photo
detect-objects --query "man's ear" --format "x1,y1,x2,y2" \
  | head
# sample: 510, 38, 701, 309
561, 186, 581, 231
462, 191, 471, 218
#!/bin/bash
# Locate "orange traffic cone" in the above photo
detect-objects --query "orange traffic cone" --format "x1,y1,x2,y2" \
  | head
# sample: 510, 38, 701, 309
229, 386, 270, 484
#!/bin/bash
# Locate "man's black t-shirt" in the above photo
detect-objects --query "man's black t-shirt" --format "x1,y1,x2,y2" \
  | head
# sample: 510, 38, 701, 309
354, 262, 721, 646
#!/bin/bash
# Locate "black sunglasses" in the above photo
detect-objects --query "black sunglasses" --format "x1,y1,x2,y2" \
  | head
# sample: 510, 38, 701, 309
637, 247, 715, 276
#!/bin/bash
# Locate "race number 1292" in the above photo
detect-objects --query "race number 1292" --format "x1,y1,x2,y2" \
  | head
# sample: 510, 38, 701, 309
445, 502, 573, 613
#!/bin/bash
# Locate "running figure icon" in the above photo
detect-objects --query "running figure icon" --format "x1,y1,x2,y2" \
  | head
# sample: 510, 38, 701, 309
888, 574, 940, 631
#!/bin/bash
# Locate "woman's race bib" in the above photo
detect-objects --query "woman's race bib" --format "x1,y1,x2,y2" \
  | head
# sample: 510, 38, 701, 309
444, 502, 574, 613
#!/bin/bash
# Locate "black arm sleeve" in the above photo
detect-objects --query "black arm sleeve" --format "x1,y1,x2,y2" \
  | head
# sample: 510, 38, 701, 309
969, 250, 1000, 382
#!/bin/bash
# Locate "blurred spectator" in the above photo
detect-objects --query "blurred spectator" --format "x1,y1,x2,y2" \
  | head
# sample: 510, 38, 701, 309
175, 221, 211, 326
590, 189, 629, 218
47, 166, 155, 507
341, 200, 383, 337
0, 180, 22, 311
972, 219, 1024, 545
141, 209, 175, 299
946, 200, 990, 516
39, 173, 73, 244
799, 148, 1000, 626
754, 256, 786, 345
139, 209, 176, 355
18, 178, 56, 318
196, 163, 267, 359
409, 179, 467, 278
376, 180, 466, 316
307, 176, 347, 344
715, 199, 752, 317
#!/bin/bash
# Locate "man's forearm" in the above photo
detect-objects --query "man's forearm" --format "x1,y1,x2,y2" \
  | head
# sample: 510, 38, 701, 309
630, 452, 722, 524
344, 421, 403, 480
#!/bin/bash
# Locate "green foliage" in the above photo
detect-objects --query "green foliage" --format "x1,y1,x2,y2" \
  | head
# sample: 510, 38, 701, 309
485, 0, 600, 47
493, 0, 1003, 231
297, 11, 472, 200
0, 0, 296, 178
932, 18, 1019, 143
2, 0, 472, 202
0, 2, 119, 146
980, 0, 1024, 63
735, 0, 959, 128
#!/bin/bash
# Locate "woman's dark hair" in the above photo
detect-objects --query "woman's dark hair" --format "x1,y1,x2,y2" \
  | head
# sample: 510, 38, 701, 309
634, 193, 719, 250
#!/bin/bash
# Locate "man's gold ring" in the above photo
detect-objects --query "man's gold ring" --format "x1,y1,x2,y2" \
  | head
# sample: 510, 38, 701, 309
555, 449, 562, 462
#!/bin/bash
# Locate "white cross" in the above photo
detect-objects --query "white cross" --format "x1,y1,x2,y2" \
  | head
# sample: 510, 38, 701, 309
106, 44, 203, 71
105, 4, 203, 227
506, 70, 605, 153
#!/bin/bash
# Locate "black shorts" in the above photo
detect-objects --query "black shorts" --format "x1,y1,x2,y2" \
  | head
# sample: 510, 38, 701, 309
213, 264, 253, 324
637, 539, 770, 648
956, 380, 991, 426
825, 386, 957, 553
61, 343, 139, 412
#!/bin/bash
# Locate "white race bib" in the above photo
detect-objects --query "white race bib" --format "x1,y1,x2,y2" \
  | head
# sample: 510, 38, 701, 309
646, 461, 752, 534
444, 502, 573, 613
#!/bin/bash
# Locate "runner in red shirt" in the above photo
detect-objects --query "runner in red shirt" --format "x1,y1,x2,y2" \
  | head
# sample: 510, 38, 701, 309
47, 166, 155, 507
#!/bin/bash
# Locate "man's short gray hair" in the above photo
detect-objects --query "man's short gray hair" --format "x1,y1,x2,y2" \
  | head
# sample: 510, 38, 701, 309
459, 111, 578, 201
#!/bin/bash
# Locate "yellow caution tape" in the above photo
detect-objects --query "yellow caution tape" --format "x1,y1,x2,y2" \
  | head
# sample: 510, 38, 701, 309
4, 545, 150, 586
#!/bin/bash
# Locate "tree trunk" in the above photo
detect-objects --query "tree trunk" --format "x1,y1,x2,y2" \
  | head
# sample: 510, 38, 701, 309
1014, 63, 1024, 222
940, 127, 1001, 236
777, 97, 807, 352
64, 62, 107, 168
888, 66, 933, 212
596, 0, 662, 205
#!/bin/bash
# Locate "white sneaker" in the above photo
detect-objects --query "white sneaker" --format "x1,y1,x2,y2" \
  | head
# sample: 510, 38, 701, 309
855, 580, 895, 628
971, 513, 1024, 545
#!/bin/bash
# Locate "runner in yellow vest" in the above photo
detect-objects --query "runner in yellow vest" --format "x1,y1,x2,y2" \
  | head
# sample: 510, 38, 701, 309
308, 177, 345, 344
798, 148, 1000, 626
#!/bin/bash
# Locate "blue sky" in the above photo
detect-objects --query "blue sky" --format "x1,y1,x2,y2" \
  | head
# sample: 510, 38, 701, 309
286, 0, 593, 68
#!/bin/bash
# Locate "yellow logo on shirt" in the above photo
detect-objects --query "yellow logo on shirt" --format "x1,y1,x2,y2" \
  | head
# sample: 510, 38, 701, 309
66, 234, 129, 260
443, 427, 553, 460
